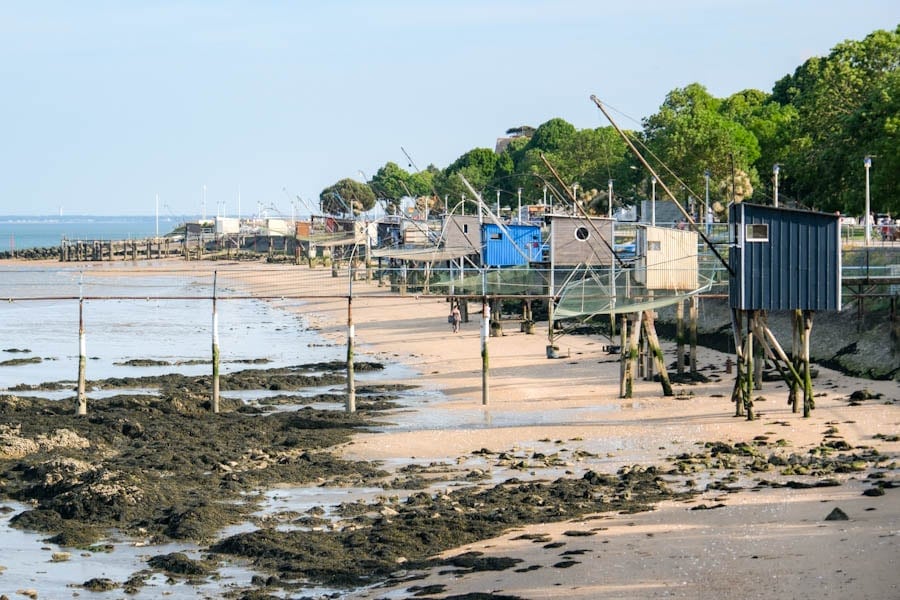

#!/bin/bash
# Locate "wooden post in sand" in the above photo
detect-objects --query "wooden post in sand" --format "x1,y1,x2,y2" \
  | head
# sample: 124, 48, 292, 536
76, 297, 87, 415
789, 310, 801, 413
618, 314, 628, 398
622, 311, 642, 398
346, 295, 356, 413
730, 309, 746, 418
676, 299, 685, 376
689, 295, 698, 376
641, 311, 672, 396
481, 298, 490, 405
211, 272, 220, 414
802, 310, 814, 417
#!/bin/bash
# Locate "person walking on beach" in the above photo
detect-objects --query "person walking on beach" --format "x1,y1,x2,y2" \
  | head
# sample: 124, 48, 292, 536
450, 304, 461, 333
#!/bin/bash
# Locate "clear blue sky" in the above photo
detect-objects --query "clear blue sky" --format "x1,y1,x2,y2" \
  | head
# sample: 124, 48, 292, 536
1, 1, 896, 217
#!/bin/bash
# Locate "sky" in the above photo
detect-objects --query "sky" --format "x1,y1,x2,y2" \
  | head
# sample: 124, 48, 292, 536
1, 1, 897, 218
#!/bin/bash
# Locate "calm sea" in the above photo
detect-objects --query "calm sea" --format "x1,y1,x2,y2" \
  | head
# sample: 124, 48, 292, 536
0, 215, 193, 253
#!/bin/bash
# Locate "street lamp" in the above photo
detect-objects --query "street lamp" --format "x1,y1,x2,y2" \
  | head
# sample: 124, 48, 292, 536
650, 176, 657, 226
864, 156, 872, 246
607, 179, 613, 218
772, 164, 780, 208
703, 170, 711, 233
517, 187, 523, 222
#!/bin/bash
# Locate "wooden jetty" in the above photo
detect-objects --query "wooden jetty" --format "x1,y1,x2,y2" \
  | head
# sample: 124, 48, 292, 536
60, 237, 186, 262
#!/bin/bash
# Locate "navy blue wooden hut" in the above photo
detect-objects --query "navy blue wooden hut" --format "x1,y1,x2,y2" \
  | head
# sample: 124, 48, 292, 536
482, 223, 542, 267
728, 203, 841, 312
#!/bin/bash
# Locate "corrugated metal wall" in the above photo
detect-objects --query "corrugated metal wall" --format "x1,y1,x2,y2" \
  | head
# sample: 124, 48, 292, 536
482, 224, 542, 266
729, 203, 840, 311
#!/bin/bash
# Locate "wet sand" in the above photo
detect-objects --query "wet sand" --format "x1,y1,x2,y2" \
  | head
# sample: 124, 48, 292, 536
289, 280, 900, 600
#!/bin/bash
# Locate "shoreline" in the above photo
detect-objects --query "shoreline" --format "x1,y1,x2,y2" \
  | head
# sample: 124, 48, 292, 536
0, 260, 898, 598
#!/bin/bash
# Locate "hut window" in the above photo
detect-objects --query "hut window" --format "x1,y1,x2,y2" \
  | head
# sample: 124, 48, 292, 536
648, 241, 661, 251
745, 223, 769, 242
490, 232, 502, 241
463, 224, 469, 234
575, 226, 590, 241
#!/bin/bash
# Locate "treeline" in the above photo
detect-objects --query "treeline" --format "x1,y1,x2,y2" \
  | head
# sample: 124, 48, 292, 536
321, 26, 898, 220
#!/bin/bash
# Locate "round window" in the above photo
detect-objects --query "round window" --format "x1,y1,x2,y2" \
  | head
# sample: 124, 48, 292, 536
575, 226, 590, 241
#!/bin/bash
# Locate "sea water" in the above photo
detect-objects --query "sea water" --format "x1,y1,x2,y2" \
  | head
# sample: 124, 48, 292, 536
0, 266, 342, 392
0, 215, 187, 253
0, 265, 357, 597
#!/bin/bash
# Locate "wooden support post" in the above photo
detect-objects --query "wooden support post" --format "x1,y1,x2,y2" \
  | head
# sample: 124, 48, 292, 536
744, 321, 755, 421
76, 298, 87, 415
623, 312, 641, 399
211, 272, 220, 414
689, 295, 698, 375
481, 298, 490, 405
676, 299, 685, 376
802, 310, 814, 417
642, 311, 672, 396
752, 311, 764, 390
730, 309, 745, 417
346, 296, 356, 413
619, 313, 628, 398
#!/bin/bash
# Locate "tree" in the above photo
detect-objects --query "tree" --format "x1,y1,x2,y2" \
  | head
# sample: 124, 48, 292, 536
771, 26, 899, 214
319, 179, 376, 216
643, 83, 760, 212
434, 148, 499, 211
370, 162, 412, 213
721, 89, 799, 203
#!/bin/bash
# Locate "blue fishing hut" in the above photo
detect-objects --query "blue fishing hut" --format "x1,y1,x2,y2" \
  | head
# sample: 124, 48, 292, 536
729, 203, 841, 312
482, 223, 542, 267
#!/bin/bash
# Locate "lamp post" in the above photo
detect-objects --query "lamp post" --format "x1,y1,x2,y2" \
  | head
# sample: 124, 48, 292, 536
650, 176, 656, 226
703, 169, 710, 218
773, 164, 780, 208
517, 187, 522, 223
496, 189, 501, 217
864, 156, 872, 246
607, 179, 613, 218
703, 170, 711, 233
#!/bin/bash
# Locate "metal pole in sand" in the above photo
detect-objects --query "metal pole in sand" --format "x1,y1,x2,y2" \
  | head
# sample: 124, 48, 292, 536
77, 288, 87, 415
212, 271, 220, 413
481, 297, 490, 406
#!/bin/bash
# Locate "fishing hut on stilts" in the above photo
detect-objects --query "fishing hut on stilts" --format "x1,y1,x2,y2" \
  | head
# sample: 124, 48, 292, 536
728, 203, 841, 419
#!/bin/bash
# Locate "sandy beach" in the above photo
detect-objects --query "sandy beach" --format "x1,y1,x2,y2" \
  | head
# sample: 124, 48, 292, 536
288, 278, 899, 599
0, 260, 897, 599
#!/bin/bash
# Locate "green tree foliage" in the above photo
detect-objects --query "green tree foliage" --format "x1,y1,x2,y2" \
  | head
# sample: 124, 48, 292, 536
643, 83, 760, 212
319, 178, 376, 216
772, 26, 899, 214
320, 26, 896, 221
433, 148, 500, 211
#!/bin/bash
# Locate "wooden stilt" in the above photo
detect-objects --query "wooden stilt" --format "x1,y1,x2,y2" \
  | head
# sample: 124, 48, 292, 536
745, 313, 755, 420
619, 314, 628, 398
689, 295, 698, 376
676, 299, 685, 376
622, 311, 642, 399
802, 310, 814, 417
753, 311, 765, 390
642, 311, 672, 396
730, 309, 745, 417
